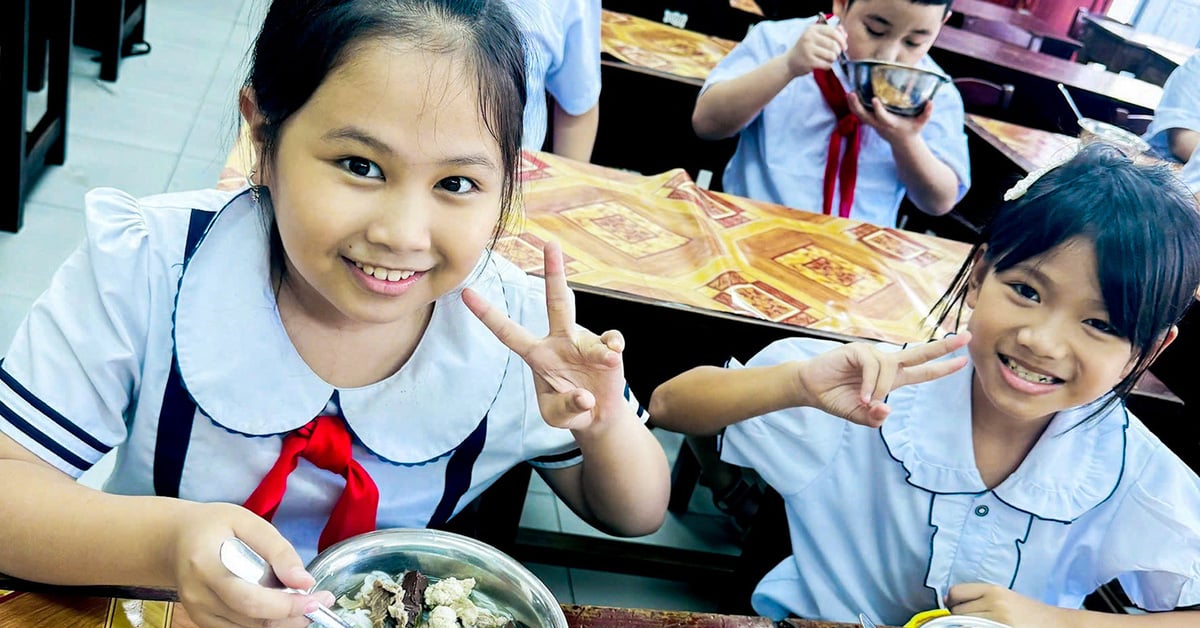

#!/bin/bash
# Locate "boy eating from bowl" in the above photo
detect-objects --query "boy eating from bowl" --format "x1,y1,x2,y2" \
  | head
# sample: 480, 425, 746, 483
692, 0, 969, 229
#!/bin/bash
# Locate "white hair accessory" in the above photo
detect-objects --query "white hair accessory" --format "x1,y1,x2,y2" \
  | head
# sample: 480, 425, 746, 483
1003, 153, 1075, 202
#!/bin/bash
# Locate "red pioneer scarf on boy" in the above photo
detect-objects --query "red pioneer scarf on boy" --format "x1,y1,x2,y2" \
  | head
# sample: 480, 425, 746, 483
813, 67, 861, 219
243, 415, 380, 552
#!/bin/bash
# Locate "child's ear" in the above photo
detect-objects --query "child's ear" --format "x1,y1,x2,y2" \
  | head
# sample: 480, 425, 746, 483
964, 245, 989, 309
832, 0, 849, 19
1150, 325, 1180, 364
239, 87, 269, 181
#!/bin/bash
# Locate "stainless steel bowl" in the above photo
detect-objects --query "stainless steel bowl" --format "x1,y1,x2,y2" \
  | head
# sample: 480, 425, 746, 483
307, 528, 568, 628
1078, 118, 1151, 156
842, 59, 951, 117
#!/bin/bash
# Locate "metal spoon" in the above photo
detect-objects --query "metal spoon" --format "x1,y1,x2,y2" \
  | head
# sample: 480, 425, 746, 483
219, 537, 352, 628
815, 13, 850, 75
1057, 82, 1086, 125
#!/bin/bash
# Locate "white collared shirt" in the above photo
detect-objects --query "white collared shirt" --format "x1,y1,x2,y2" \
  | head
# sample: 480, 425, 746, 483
703, 17, 971, 227
0, 187, 641, 562
721, 338, 1200, 625
1144, 53, 1200, 165
511, 0, 602, 152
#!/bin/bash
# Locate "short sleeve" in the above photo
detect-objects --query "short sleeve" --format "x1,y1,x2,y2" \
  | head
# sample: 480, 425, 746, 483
702, 18, 808, 94
922, 68, 971, 202
719, 337, 849, 496
0, 189, 154, 477
545, 0, 601, 115
1144, 55, 1200, 156
1102, 448, 1200, 610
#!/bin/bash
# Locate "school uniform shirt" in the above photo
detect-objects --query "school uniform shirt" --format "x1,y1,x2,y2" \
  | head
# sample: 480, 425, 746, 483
1143, 53, 1200, 165
720, 337, 1200, 625
511, 0, 602, 152
703, 17, 971, 228
0, 187, 644, 563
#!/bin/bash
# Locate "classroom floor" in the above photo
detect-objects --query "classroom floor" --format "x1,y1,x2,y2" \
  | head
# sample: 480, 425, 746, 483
2, 0, 744, 614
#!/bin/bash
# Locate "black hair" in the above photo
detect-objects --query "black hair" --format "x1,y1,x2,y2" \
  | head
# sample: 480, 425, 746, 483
846, 0, 953, 14
244, 0, 527, 279
931, 143, 1200, 419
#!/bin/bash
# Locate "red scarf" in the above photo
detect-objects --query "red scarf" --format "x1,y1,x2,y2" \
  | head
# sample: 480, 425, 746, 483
813, 67, 862, 219
243, 415, 379, 552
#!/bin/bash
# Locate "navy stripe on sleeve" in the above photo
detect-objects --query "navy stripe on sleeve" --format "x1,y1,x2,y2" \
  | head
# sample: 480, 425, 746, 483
0, 398, 91, 471
532, 448, 582, 464
0, 360, 111, 456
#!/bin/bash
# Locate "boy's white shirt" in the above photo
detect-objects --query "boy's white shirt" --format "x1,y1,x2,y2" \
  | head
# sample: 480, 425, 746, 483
702, 16, 971, 228
1143, 52, 1200, 164
721, 337, 1200, 625
0, 187, 644, 562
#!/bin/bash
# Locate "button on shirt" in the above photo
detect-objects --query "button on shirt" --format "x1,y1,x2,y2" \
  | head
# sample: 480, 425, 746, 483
512, 0, 602, 152
703, 17, 971, 228
720, 338, 1200, 625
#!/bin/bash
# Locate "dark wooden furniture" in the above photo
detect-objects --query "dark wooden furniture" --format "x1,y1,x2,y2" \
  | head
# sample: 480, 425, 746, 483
931, 25, 1161, 133
950, 0, 1083, 59
4, 0, 72, 233
73, 0, 147, 82
1075, 13, 1197, 87
953, 77, 1015, 115
961, 14, 1040, 49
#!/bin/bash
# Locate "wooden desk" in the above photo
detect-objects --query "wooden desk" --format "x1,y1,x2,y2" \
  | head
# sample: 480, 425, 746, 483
931, 25, 1161, 132
1078, 15, 1196, 86
600, 9, 736, 82
965, 114, 1078, 173
0, 589, 867, 627
948, 0, 1082, 58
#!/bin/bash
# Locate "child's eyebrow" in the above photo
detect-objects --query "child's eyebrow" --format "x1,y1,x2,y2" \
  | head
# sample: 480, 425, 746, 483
323, 126, 395, 156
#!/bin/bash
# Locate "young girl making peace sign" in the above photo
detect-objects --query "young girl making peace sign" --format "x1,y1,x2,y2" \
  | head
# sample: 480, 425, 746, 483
0, 1, 669, 626
652, 144, 1200, 627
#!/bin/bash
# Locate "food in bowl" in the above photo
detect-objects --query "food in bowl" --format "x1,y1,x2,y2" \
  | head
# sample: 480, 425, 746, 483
1077, 118, 1151, 156
307, 529, 569, 628
333, 569, 513, 628
843, 59, 950, 116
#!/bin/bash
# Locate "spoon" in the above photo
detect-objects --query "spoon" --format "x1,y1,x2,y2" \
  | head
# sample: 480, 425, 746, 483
858, 612, 879, 628
219, 537, 352, 628
1057, 82, 1086, 125
815, 13, 850, 75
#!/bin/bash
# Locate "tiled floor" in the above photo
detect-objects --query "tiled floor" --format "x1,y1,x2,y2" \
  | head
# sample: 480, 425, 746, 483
4, 0, 746, 614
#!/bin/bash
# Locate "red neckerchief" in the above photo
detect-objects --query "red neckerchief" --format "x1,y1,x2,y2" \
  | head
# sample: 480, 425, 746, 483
242, 415, 379, 552
813, 66, 862, 219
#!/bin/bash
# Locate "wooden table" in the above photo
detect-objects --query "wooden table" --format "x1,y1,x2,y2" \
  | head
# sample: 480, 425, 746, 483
965, 113, 1078, 173
931, 25, 1162, 132
0, 588, 866, 627
948, 0, 1082, 59
1077, 14, 1197, 86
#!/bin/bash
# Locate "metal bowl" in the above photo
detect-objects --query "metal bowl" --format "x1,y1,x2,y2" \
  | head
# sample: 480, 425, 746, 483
307, 528, 568, 628
842, 59, 951, 117
1078, 118, 1151, 156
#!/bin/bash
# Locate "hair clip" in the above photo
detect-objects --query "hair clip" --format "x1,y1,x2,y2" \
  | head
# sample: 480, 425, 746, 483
1003, 157, 1068, 202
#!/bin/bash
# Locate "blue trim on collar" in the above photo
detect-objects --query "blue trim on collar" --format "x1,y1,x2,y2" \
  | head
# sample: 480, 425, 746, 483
1008, 515, 1034, 589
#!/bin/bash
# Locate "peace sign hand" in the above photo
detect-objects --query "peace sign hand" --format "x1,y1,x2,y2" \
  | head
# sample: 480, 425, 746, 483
797, 333, 971, 427
463, 241, 628, 433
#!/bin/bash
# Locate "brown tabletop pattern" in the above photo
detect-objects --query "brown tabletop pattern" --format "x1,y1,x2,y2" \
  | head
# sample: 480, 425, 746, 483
600, 9, 736, 81
499, 152, 970, 344
966, 114, 1079, 173
0, 591, 869, 627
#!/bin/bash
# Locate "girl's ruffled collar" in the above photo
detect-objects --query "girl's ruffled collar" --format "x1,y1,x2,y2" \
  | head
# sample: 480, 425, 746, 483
171, 192, 514, 465
880, 346, 1127, 522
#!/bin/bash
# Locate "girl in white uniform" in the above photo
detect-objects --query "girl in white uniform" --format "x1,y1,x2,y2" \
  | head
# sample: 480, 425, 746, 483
651, 144, 1200, 627
0, 0, 670, 626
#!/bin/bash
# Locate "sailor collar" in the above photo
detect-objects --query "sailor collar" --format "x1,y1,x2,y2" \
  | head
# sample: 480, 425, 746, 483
172, 192, 515, 465
880, 346, 1128, 522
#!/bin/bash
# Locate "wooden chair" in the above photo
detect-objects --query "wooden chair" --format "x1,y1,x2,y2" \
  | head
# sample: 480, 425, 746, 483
1112, 107, 1154, 136
961, 15, 1040, 50
952, 77, 1015, 116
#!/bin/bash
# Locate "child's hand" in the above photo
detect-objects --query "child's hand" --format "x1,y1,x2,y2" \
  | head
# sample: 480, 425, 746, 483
946, 583, 1068, 627
787, 21, 847, 77
169, 502, 332, 628
848, 93, 934, 144
463, 241, 627, 433
795, 333, 970, 427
